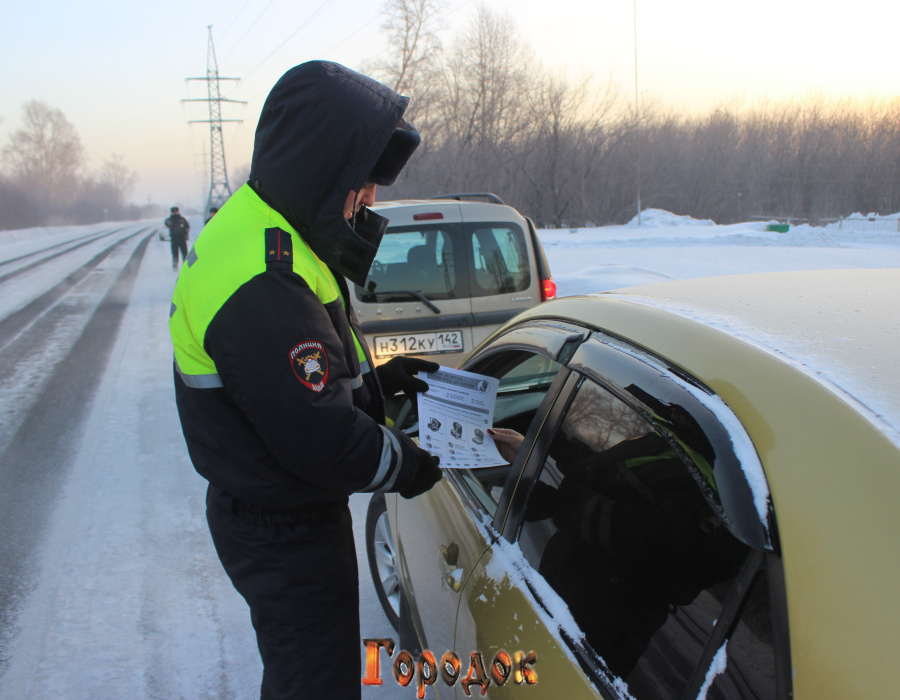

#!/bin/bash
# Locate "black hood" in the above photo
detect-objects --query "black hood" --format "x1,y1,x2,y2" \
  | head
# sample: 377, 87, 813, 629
248, 61, 419, 286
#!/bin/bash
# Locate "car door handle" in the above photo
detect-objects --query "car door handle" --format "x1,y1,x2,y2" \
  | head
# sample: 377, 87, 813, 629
444, 567, 464, 592
440, 542, 459, 566
440, 542, 463, 591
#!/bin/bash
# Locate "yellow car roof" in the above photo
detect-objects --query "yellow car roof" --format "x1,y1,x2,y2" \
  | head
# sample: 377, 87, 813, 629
537, 268, 900, 446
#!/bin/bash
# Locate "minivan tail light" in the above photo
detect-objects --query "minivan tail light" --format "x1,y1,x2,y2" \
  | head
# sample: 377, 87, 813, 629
413, 212, 444, 221
541, 278, 557, 302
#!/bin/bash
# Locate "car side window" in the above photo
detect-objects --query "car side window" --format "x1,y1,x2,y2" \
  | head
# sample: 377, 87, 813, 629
518, 377, 778, 699
470, 225, 530, 296
456, 350, 562, 515
703, 572, 777, 698
356, 225, 458, 301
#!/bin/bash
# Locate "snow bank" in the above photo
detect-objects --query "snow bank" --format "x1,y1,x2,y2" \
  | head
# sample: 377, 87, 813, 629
626, 208, 716, 227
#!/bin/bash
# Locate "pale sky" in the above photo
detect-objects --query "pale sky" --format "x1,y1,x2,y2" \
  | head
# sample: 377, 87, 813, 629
2, 0, 898, 209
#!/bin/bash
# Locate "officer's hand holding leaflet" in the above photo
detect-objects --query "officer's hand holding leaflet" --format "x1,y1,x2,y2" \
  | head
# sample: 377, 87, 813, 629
399, 449, 442, 499
376, 356, 440, 401
376, 355, 443, 499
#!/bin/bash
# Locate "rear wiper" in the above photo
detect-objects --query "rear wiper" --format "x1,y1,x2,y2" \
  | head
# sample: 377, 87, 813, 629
363, 289, 441, 314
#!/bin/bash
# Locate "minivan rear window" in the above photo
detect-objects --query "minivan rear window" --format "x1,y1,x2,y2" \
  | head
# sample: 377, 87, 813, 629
355, 225, 460, 302
470, 225, 531, 296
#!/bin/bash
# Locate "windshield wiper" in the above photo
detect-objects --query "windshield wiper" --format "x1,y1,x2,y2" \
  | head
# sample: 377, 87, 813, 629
362, 289, 441, 314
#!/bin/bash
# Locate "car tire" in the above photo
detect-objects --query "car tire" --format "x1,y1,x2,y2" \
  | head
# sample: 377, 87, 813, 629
366, 493, 401, 631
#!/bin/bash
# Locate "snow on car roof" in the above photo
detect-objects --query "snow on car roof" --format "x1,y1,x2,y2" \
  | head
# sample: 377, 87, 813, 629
603, 268, 900, 445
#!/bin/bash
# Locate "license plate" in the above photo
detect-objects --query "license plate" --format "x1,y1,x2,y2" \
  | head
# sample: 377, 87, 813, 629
373, 330, 464, 358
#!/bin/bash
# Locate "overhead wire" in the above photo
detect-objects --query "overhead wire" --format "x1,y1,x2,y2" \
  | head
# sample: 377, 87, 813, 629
317, 10, 383, 61
221, 0, 279, 63
325, 0, 476, 66
243, 0, 336, 79
217, 0, 254, 42
232, 0, 479, 115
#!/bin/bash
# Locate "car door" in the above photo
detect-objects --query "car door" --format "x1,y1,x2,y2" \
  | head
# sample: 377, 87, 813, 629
392, 322, 585, 698
452, 331, 791, 699
466, 218, 543, 350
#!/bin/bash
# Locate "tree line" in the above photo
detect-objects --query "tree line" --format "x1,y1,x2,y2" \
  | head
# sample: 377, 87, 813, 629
4, 3, 898, 232
0, 101, 151, 231
369, 1, 900, 228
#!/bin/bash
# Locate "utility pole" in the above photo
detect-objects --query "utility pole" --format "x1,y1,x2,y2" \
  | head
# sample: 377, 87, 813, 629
183, 26, 245, 216
633, 0, 641, 226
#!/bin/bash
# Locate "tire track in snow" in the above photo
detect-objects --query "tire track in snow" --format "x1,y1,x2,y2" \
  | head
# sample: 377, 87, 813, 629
0, 232, 153, 674
0, 227, 126, 274
0, 228, 147, 353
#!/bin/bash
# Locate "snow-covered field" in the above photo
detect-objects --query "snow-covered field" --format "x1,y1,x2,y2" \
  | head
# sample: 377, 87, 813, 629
0, 210, 897, 699
543, 209, 900, 296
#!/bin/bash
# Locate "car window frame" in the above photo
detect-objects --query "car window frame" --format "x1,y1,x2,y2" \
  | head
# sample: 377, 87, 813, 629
462, 219, 533, 298
444, 321, 587, 530
566, 332, 775, 550
497, 329, 792, 699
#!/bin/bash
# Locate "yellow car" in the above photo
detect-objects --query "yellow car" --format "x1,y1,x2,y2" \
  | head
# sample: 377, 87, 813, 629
366, 268, 900, 699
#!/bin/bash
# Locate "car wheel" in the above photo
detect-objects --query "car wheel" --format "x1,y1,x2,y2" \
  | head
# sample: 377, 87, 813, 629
366, 493, 401, 631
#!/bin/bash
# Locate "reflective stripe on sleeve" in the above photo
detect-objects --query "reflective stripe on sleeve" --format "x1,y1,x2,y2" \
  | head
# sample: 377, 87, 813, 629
350, 360, 371, 389
361, 426, 404, 493
174, 358, 224, 389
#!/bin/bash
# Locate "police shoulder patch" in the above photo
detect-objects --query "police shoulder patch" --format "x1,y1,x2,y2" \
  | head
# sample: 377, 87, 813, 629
289, 340, 329, 392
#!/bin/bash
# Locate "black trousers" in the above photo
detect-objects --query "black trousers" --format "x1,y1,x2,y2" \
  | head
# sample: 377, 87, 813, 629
171, 236, 188, 265
206, 485, 361, 700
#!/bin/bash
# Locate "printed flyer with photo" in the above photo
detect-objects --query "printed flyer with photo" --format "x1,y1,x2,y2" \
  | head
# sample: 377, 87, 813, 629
417, 367, 507, 469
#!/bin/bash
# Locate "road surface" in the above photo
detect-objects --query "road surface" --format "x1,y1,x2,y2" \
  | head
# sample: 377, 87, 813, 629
0, 222, 403, 698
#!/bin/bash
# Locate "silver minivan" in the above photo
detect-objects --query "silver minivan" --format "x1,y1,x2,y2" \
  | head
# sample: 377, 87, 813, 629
350, 194, 556, 368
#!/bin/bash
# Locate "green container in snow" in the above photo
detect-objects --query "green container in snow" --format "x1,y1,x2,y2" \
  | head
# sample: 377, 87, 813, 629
766, 223, 790, 233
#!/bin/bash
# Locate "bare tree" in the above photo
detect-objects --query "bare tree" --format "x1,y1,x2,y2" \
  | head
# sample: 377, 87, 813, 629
518, 70, 622, 226
380, 4, 900, 224
367, 0, 446, 96
100, 154, 137, 205
2, 100, 84, 205
446, 4, 531, 150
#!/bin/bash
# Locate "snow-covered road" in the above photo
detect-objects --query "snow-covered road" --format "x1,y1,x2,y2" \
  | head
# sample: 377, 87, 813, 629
0, 223, 400, 699
0, 211, 898, 698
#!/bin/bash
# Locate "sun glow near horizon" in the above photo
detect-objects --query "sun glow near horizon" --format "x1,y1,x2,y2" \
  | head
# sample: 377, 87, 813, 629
1, 0, 897, 206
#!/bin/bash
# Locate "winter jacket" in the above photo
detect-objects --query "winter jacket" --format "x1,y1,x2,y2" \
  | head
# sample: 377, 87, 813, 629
165, 214, 190, 240
169, 62, 420, 508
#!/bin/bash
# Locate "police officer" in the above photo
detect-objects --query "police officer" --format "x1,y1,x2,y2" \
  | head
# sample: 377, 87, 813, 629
164, 206, 190, 269
169, 61, 442, 699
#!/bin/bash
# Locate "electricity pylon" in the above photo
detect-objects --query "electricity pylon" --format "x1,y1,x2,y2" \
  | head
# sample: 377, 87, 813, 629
183, 26, 245, 216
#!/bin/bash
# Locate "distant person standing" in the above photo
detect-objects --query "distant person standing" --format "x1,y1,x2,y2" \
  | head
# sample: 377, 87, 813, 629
204, 206, 219, 225
165, 206, 190, 270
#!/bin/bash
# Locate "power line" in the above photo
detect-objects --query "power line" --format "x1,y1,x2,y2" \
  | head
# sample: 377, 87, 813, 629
323, 0, 474, 68
244, 0, 335, 79
218, 0, 254, 42
240, 0, 475, 108
317, 10, 383, 62
222, 0, 278, 63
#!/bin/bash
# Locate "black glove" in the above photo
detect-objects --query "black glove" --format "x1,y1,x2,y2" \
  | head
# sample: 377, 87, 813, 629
376, 356, 440, 400
399, 448, 442, 499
